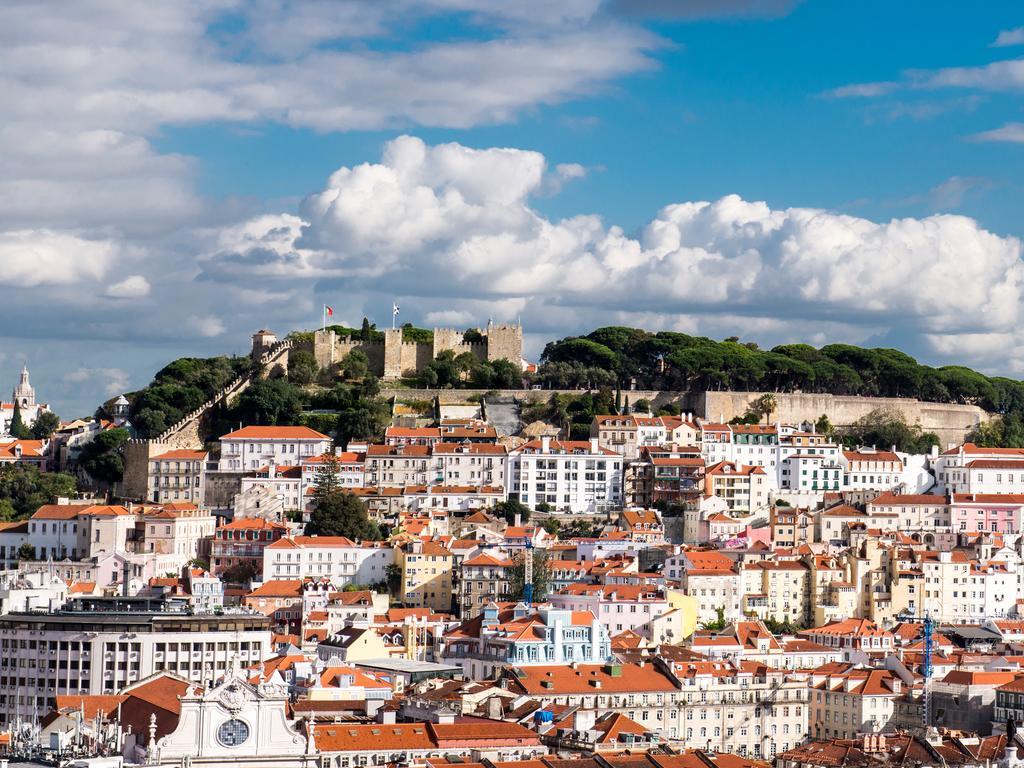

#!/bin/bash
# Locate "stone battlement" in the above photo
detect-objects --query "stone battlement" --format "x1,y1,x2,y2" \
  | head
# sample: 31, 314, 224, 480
314, 322, 523, 380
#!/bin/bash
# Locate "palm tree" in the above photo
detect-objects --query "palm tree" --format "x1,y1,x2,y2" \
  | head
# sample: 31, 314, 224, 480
756, 393, 777, 425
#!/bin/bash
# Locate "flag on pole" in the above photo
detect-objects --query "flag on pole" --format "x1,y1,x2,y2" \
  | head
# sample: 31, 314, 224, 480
392, 301, 400, 329
325, 305, 334, 317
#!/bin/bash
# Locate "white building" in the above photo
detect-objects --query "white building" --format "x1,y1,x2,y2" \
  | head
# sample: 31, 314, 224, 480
548, 583, 669, 638
0, 598, 271, 726
148, 449, 208, 505
218, 426, 331, 472
0, 366, 51, 435
262, 535, 394, 586
508, 437, 622, 514
842, 448, 904, 491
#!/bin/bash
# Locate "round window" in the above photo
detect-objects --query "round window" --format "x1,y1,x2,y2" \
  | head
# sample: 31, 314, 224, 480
217, 719, 250, 747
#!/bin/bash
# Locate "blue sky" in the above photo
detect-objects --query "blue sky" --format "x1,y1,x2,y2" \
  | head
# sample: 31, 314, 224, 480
2, 0, 1024, 416
157, 0, 1024, 233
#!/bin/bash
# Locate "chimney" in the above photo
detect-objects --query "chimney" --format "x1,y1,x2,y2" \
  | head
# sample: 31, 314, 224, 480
541, 436, 551, 453
590, 438, 599, 453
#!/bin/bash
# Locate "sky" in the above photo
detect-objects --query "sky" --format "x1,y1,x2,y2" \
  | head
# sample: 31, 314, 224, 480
2, 0, 1024, 416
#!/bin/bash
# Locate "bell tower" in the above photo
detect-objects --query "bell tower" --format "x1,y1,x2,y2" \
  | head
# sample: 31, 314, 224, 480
12, 365, 35, 408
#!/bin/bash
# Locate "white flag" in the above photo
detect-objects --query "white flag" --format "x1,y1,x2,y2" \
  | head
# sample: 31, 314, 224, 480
393, 302, 400, 317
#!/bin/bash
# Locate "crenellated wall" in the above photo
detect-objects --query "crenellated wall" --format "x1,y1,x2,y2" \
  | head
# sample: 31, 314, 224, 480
314, 323, 523, 380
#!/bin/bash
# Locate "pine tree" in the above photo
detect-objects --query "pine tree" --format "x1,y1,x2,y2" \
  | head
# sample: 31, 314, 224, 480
360, 317, 372, 342
614, 385, 622, 415
8, 402, 30, 439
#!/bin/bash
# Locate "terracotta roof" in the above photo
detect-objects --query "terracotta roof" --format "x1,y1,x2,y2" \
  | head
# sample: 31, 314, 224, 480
505, 663, 676, 695
151, 449, 208, 460
246, 579, 303, 598
221, 425, 329, 440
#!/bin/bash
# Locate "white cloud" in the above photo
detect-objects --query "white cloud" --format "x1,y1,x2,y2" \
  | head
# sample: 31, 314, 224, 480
0, 230, 122, 287
185, 314, 226, 338
63, 366, 130, 396
993, 28, 1024, 48
970, 122, 1024, 143
105, 274, 151, 298
209, 136, 1024, 370
0, 2, 660, 234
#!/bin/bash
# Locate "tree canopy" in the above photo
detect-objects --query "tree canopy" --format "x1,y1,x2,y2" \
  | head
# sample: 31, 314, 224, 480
0, 464, 77, 519
128, 355, 255, 438
78, 427, 131, 486
305, 492, 383, 541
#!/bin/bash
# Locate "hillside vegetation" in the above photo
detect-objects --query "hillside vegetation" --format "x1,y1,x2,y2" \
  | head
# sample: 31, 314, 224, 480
118, 325, 1024, 449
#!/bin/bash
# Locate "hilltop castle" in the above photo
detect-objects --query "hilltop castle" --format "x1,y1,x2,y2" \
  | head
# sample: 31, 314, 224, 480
312, 321, 524, 379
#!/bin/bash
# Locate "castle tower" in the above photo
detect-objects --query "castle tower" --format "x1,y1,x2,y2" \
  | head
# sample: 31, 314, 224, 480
251, 329, 278, 360
13, 365, 35, 408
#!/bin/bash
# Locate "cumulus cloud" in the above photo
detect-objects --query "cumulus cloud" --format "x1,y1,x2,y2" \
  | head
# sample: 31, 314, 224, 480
185, 314, 226, 338
206, 136, 1024, 370
104, 275, 151, 298
0, 230, 123, 287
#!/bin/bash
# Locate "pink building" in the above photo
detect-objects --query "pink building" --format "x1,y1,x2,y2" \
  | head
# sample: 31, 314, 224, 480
950, 493, 1024, 534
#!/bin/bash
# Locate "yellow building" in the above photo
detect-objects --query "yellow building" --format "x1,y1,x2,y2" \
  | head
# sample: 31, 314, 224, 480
742, 560, 811, 625
398, 538, 455, 613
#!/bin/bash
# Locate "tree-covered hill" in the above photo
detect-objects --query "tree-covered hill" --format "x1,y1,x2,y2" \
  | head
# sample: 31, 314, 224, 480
539, 327, 1014, 410
122, 356, 256, 438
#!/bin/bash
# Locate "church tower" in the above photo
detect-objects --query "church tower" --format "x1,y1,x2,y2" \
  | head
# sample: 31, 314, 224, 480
12, 366, 34, 408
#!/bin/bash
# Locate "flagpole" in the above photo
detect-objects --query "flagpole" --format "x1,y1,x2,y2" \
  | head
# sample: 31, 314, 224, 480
322, 304, 325, 332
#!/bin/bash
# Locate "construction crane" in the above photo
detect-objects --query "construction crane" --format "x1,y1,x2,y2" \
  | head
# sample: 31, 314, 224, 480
523, 537, 534, 606
897, 611, 935, 729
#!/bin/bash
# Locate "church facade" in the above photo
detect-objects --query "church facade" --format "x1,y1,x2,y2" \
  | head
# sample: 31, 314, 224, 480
0, 366, 51, 435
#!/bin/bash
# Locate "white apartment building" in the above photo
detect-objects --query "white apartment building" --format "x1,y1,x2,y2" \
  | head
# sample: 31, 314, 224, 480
217, 425, 331, 472
239, 465, 303, 511
0, 599, 271, 726
808, 666, 918, 740
300, 451, 366, 499
508, 437, 622, 514
28, 503, 137, 561
147, 449, 208, 505
262, 535, 394, 586
842, 449, 904, 491
364, 444, 431, 487
932, 443, 1024, 494
431, 442, 507, 487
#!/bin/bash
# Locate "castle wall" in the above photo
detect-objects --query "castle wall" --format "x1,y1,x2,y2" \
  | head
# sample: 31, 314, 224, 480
485, 324, 523, 364
314, 325, 523, 380
383, 328, 403, 379
384, 388, 989, 447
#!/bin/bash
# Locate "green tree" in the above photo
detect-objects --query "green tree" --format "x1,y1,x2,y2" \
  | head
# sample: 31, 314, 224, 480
385, 563, 402, 597
0, 465, 77, 518
310, 454, 341, 504
30, 411, 61, 440
492, 498, 531, 525
340, 350, 370, 381
360, 317, 373, 342
78, 427, 130, 486
233, 378, 303, 426
633, 398, 652, 414
287, 350, 320, 385
8, 402, 30, 439
16, 542, 35, 561
305, 492, 382, 541
507, 549, 550, 603
221, 561, 258, 586
335, 379, 390, 448
700, 607, 728, 632
754, 393, 777, 424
